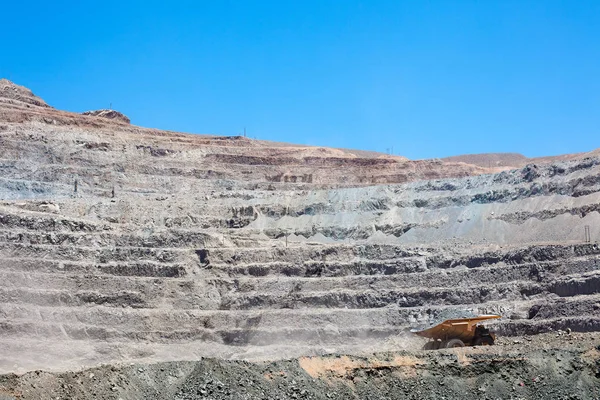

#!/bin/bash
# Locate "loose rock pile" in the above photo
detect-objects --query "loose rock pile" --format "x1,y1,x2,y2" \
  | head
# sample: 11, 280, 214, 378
1, 334, 598, 399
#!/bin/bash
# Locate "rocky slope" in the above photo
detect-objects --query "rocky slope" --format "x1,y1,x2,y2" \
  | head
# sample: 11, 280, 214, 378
81, 109, 131, 124
443, 151, 600, 170
0, 80, 598, 397
0, 79, 51, 109
1, 333, 599, 399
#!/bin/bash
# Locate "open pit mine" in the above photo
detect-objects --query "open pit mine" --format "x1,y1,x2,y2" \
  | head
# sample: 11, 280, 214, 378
0, 78, 599, 399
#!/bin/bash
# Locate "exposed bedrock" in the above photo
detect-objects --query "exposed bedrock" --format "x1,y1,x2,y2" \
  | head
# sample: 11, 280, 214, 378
0, 82, 599, 376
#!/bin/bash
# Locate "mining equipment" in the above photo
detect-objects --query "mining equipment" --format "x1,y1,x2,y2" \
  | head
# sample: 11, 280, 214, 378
412, 315, 501, 349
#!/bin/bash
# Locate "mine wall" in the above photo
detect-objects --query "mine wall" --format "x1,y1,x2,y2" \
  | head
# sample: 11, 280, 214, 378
0, 80, 599, 398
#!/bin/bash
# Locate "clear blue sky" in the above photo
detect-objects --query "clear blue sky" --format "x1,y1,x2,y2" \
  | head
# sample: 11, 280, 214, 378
2, 1, 599, 159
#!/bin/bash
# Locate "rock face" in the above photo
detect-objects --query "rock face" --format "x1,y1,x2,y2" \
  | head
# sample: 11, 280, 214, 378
0, 79, 51, 108
82, 109, 131, 124
0, 81, 599, 396
442, 152, 530, 168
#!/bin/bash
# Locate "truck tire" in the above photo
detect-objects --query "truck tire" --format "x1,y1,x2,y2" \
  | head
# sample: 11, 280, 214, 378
424, 341, 442, 350
474, 336, 494, 346
443, 338, 465, 348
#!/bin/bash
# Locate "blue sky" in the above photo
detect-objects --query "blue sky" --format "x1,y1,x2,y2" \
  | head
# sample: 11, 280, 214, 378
2, 1, 599, 159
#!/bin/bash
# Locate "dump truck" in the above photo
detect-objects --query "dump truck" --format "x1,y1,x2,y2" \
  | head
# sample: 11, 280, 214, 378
411, 314, 501, 349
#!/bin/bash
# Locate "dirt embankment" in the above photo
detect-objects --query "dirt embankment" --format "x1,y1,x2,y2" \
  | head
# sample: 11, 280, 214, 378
0, 332, 599, 400
442, 152, 530, 169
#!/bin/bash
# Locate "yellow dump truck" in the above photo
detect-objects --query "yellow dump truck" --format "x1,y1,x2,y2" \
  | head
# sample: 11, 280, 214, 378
411, 315, 501, 349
